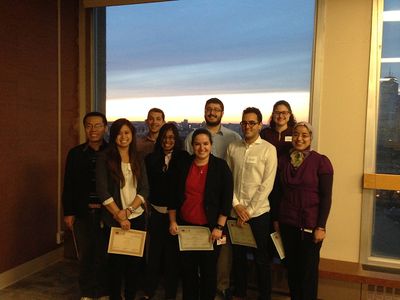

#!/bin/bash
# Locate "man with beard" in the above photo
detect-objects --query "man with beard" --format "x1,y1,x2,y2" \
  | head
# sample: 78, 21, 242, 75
137, 108, 166, 156
184, 98, 241, 299
184, 98, 241, 159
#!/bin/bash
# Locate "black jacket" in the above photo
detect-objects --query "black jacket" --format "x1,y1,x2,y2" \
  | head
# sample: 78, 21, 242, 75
145, 149, 190, 207
62, 141, 108, 217
96, 151, 149, 227
170, 154, 233, 228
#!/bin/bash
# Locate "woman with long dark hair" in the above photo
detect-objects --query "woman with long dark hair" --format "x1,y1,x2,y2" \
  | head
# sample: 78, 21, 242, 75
96, 118, 149, 300
141, 122, 189, 300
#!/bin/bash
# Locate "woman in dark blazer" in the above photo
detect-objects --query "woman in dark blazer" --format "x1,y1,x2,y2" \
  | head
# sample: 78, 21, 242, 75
96, 118, 149, 300
141, 122, 189, 300
169, 128, 233, 300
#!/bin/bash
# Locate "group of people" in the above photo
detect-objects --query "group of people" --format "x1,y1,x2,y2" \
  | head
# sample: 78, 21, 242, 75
62, 98, 333, 300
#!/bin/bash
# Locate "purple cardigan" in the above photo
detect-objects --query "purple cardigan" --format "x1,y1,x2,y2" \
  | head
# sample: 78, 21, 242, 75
275, 151, 333, 229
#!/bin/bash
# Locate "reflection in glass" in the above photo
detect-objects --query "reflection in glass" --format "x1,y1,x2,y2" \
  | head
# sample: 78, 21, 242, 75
372, 189, 400, 259
376, 2, 400, 175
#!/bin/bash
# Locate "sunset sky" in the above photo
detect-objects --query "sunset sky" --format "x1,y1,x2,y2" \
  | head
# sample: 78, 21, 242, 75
106, 0, 315, 123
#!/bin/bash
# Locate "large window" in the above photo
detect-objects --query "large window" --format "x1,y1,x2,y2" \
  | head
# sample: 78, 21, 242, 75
104, 0, 315, 134
362, 0, 400, 269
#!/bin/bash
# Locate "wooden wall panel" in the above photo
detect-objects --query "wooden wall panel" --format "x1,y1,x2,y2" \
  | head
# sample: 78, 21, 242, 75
0, 0, 79, 273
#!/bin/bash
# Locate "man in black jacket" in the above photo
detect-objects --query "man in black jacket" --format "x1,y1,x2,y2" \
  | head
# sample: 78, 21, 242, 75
62, 112, 109, 300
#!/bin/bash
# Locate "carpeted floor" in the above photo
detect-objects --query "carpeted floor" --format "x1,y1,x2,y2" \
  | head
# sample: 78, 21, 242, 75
0, 259, 290, 300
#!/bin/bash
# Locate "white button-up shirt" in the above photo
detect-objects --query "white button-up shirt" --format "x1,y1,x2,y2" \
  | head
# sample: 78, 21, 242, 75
226, 136, 277, 218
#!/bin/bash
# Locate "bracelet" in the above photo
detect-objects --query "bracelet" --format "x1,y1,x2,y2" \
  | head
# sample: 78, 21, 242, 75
127, 206, 135, 214
214, 224, 224, 231
315, 227, 326, 232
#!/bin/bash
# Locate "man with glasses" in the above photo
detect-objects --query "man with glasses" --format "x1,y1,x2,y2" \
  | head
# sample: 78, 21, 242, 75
184, 98, 241, 299
226, 107, 277, 300
62, 112, 109, 300
184, 98, 241, 158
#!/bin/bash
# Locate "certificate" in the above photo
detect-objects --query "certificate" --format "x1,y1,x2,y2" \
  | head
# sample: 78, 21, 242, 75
227, 220, 257, 248
270, 232, 285, 259
107, 227, 147, 257
178, 226, 214, 251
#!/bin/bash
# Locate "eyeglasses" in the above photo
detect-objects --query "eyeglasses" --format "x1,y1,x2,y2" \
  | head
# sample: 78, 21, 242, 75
205, 108, 223, 113
85, 124, 104, 130
240, 121, 259, 128
273, 111, 290, 117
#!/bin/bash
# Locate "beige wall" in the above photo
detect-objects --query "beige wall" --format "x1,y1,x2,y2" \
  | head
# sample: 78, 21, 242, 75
313, 0, 373, 262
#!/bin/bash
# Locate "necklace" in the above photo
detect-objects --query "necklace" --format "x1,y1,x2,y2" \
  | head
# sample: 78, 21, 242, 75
194, 163, 207, 175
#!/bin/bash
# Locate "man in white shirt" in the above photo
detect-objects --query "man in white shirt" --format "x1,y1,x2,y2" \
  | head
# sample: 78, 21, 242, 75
226, 107, 277, 300
184, 98, 241, 299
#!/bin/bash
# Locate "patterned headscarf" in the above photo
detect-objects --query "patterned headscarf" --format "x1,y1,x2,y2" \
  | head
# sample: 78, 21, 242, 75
290, 122, 313, 168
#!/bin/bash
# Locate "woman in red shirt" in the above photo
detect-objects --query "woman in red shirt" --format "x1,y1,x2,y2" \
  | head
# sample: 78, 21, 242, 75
168, 128, 233, 300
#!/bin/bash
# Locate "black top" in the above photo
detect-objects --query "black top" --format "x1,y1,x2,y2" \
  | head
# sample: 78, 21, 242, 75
145, 150, 190, 207
260, 126, 293, 158
62, 141, 108, 217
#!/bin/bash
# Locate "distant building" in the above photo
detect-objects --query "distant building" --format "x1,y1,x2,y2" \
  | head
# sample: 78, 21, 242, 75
376, 76, 400, 174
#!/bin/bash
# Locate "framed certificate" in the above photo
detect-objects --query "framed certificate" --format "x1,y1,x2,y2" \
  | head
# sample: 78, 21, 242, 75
107, 227, 147, 257
270, 231, 285, 259
178, 226, 214, 251
227, 220, 257, 248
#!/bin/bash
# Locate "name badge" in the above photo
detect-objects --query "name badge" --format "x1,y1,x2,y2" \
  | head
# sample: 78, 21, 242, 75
217, 235, 227, 245
246, 156, 257, 164
285, 136, 292, 142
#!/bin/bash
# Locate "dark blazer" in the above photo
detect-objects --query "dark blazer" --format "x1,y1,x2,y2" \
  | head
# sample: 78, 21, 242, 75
62, 141, 108, 217
170, 154, 233, 228
96, 151, 149, 227
145, 149, 190, 207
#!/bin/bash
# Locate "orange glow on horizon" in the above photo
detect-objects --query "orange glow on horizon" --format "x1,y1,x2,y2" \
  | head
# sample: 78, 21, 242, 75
106, 92, 310, 124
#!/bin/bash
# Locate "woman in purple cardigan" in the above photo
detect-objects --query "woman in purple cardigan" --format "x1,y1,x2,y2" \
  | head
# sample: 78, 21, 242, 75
272, 122, 333, 300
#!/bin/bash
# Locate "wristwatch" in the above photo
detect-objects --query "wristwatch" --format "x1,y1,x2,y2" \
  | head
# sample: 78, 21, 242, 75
127, 206, 135, 214
214, 224, 224, 231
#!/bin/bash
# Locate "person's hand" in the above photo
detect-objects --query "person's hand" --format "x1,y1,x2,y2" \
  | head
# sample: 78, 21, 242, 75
314, 228, 326, 243
64, 216, 75, 230
169, 221, 179, 235
273, 221, 280, 233
120, 219, 130, 231
116, 209, 128, 222
236, 218, 246, 227
234, 204, 250, 223
210, 228, 223, 243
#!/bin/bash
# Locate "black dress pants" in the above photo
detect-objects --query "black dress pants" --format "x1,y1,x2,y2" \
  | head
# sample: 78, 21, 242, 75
108, 214, 146, 300
232, 212, 272, 300
143, 208, 179, 299
280, 224, 322, 300
74, 210, 109, 298
180, 246, 219, 300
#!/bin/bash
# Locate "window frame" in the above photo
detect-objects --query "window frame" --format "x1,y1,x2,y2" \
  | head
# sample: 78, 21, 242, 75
361, 0, 400, 270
